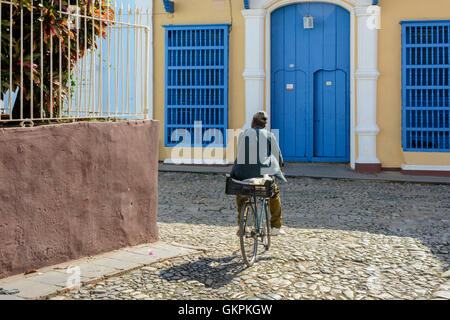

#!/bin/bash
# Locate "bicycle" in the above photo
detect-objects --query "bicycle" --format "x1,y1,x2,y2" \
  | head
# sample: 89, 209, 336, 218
225, 174, 275, 266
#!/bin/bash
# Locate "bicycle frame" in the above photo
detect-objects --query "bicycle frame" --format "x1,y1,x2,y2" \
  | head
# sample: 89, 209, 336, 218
247, 195, 267, 234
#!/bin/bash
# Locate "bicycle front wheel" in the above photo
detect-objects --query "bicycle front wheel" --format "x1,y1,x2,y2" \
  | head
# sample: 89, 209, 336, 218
239, 201, 258, 266
261, 199, 271, 250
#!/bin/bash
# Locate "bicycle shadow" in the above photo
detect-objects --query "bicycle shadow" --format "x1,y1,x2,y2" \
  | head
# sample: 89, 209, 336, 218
159, 251, 273, 289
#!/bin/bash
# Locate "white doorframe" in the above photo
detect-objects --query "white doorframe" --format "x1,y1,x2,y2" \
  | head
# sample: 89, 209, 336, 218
264, 0, 355, 168
242, 0, 380, 170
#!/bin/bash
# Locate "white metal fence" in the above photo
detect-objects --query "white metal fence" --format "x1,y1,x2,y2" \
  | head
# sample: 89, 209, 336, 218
0, 0, 151, 126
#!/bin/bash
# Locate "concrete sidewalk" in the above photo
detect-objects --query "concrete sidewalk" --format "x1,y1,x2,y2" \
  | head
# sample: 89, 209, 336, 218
159, 162, 450, 184
0, 242, 200, 300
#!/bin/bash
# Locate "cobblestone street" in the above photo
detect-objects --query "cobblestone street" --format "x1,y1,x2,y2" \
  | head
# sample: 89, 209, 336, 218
63, 172, 450, 300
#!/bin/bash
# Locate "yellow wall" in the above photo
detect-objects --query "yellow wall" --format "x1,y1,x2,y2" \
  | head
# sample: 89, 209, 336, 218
153, 0, 450, 168
377, 0, 450, 168
153, 0, 246, 161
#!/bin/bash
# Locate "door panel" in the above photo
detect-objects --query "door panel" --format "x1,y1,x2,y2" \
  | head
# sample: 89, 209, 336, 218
273, 70, 308, 159
314, 70, 348, 158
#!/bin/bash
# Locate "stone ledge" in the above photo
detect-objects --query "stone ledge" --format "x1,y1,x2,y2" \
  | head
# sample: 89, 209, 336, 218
0, 242, 199, 300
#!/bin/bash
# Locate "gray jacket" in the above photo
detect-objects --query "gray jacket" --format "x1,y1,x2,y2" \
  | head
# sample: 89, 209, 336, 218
230, 126, 287, 182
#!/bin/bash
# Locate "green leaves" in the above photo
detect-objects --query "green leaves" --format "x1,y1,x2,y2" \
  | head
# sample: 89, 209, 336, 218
1, 0, 114, 119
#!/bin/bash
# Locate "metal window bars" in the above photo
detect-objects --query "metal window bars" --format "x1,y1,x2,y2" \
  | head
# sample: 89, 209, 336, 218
164, 24, 230, 147
0, 0, 151, 126
401, 20, 450, 152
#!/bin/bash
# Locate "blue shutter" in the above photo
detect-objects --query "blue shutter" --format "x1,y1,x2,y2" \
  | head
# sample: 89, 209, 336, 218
164, 25, 229, 147
401, 21, 450, 152
163, 0, 174, 13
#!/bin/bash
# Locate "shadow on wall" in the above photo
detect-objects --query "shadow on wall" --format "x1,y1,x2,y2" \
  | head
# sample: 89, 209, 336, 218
157, 172, 450, 269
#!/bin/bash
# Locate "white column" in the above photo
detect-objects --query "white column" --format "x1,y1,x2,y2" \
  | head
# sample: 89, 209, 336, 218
355, 5, 381, 172
242, 9, 266, 129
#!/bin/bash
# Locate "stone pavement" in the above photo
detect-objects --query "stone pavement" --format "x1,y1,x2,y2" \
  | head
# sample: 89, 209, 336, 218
0, 242, 198, 300
56, 172, 449, 300
159, 162, 450, 184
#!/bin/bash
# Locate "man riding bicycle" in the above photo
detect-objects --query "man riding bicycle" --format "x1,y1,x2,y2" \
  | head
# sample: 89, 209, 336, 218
230, 111, 287, 236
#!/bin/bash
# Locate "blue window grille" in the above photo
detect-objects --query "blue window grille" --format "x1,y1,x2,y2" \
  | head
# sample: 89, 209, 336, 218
401, 21, 450, 152
164, 24, 230, 147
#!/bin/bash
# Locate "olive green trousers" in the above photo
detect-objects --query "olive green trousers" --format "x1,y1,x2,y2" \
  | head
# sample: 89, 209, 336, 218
236, 183, 282, 229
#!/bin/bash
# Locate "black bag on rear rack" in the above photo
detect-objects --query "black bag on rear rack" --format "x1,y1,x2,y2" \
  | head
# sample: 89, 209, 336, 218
225, 176, 275, 198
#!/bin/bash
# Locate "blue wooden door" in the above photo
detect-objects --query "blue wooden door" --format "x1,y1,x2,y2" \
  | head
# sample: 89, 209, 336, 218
271, 3, 350, 162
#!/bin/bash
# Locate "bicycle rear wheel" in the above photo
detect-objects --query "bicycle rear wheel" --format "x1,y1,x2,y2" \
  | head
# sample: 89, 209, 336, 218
239, 201, 258, 266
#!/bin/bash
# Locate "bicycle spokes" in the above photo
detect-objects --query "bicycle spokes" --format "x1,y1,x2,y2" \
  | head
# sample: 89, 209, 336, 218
239, 198, 271, 266
239, 203, 257, 266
